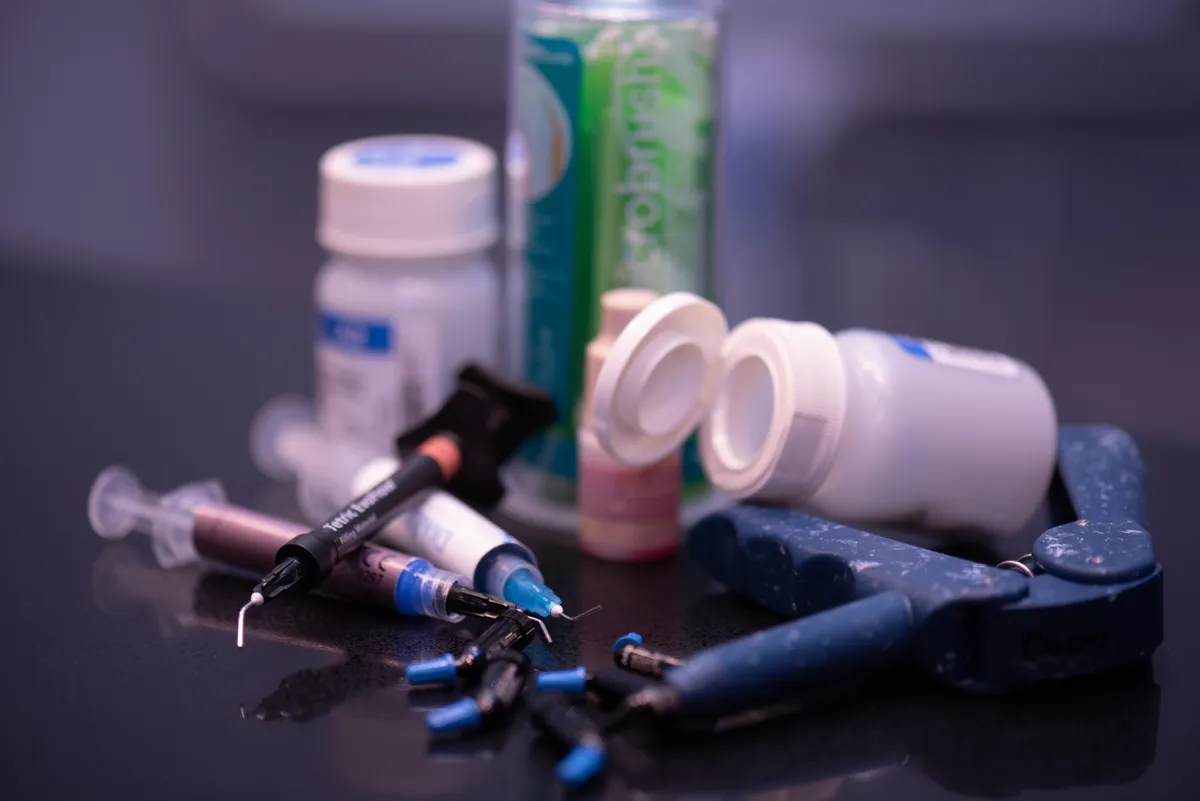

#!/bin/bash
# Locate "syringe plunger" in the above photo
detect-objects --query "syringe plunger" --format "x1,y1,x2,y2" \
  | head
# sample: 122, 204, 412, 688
87, 465, 226, 569
249, 395, 387, 522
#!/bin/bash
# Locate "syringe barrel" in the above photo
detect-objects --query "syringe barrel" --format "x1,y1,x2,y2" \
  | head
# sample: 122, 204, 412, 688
191, 504, 463, 620
192, 504, 304, 572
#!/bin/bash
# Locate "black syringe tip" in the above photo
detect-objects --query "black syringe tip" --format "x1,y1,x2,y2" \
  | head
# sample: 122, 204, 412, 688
446, 585, 513, 619
255, 556, 306, 600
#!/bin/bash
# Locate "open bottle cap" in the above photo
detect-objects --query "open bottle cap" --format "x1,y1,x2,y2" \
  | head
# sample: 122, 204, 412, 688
591, 293, 849, 503
591, 293, 729, 468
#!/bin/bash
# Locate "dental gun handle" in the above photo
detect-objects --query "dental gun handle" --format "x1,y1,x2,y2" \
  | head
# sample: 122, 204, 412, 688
1057, 425, 1147, 525
1031, 425, 1155, 585
666, 592, 915, 720
687, 504, 1028, 623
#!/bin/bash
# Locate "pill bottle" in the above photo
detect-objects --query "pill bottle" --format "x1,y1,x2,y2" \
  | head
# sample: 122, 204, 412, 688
316, 135, 500, 453
590, 293, 1058, 537
578, 289, 681, 561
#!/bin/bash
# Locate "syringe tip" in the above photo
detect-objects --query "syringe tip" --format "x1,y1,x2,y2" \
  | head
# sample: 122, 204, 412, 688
426, 698, 483, 734
558, 744, 607, 787
553, 604, 603, 623
236, 592, 263, 649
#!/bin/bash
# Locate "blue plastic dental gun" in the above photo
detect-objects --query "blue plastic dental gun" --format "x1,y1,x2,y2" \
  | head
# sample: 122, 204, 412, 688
637, 425, 1162, 721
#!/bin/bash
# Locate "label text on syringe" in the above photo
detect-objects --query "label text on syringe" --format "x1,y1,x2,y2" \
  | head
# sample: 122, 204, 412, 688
323, 479, 399, 547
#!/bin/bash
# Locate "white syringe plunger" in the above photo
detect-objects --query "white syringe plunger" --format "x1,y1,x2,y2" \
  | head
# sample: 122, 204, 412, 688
248, 394, 322, 482
249, 394, 389, 522
87, 465, 226, 569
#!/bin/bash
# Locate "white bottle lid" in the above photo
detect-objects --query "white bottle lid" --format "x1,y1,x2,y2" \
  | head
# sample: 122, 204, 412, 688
591, 292, 849, 503
318, 135, 499, 259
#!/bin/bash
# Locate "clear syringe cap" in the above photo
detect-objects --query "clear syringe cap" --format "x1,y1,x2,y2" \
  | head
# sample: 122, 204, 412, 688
88, 465, 226, 569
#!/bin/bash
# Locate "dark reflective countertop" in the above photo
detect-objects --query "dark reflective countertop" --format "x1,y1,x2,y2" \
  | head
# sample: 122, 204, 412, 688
1, 265, 1197, 801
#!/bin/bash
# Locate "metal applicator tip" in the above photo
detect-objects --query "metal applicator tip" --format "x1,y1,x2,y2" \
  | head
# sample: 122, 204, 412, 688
236, 592, 263, 649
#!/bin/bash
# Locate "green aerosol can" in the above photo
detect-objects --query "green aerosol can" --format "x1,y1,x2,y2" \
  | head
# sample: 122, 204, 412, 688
505, 0, 722, 522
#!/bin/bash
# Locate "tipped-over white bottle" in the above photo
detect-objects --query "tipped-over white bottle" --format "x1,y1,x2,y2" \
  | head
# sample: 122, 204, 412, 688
589, 293, 1058, 537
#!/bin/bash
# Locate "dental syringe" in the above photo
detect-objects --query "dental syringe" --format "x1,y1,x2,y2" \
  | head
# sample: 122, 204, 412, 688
251, 397, 594, 622
87, 465, 517, 644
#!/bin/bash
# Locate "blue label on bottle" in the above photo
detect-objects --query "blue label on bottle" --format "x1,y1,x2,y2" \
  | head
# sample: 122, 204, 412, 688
319, 312, 392, 354
893, 334, 1020, 377
353, 142, 460, 168
893, 335, 932, 361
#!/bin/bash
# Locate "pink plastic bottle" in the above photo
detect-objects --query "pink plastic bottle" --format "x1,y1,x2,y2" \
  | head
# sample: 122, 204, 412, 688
577, 289, 681, 561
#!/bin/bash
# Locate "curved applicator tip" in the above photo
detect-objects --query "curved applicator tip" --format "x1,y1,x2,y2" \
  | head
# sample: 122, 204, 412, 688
554, 604, 603, 622
236, 592, 264, 649
557, 744, 606, 786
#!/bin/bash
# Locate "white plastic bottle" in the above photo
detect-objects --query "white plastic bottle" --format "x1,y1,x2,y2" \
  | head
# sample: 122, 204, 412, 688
316, 135, 500, 452
578, 289, 681, 561
590, 293, 1058, 537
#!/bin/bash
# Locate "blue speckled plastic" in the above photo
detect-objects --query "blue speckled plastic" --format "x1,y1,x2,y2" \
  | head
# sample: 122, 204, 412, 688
426, 698, 482, 733
537, 666, 588, 694
681, 425, 1163, 709
667, 592, 914, 718
1034, 426, 1155, 583
558, 744, 606, 787
406, 654, 458, 685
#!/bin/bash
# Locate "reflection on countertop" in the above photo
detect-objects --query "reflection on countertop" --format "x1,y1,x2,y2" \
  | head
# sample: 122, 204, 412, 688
91, 539, 1158, 800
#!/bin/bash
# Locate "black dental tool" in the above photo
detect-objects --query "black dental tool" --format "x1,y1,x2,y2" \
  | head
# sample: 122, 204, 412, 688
405, 607, 550, 686
237, 365, 557, 647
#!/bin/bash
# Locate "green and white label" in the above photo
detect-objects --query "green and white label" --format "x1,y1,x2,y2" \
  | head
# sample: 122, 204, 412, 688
517, 15, 717, 485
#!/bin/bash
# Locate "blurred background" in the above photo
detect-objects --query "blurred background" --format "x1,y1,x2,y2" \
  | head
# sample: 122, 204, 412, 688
2, 6, 1197, 798
2, 0, 1199, 445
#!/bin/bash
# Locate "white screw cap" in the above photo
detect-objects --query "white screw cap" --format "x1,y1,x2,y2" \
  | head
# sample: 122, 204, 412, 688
319, 135, 498, 259
591, 293, 729, 467
701, 319, 848, 502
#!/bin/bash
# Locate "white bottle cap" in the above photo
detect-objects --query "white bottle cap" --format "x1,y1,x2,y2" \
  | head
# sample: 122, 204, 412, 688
318, 135, 499, 259
591, 293, 849, 504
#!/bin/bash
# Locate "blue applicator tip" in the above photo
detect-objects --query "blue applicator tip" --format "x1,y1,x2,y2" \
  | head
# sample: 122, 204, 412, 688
426, 698, 482, 734
557, 744, 606, 786
406, 654, 458, 685
536, 666, 588, 694
613, 632, 643, 654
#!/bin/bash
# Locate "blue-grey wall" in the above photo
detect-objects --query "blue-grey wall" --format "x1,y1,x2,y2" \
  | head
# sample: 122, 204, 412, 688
2, 0, 1199, 443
